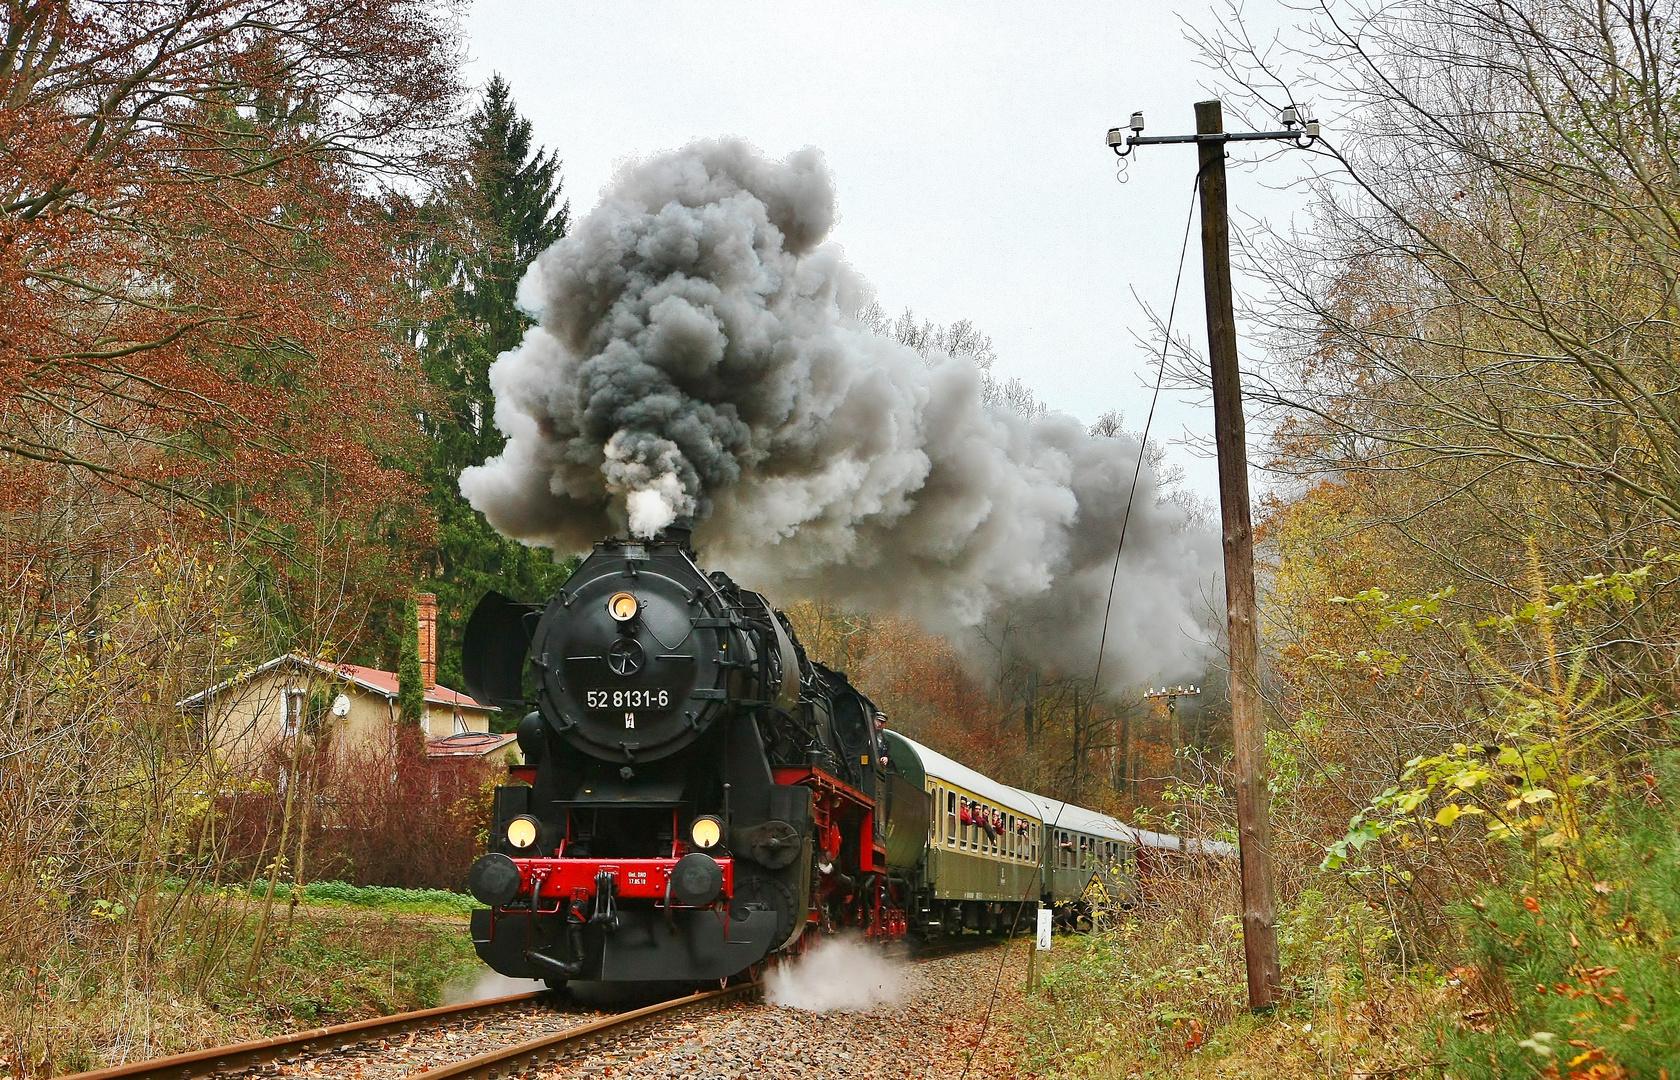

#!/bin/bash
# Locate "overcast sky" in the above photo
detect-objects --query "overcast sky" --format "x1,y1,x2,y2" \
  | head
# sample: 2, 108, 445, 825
462, 1, 1313, 499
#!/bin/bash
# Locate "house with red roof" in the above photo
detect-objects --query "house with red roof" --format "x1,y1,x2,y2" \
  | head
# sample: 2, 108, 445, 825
178, 594, 516, 764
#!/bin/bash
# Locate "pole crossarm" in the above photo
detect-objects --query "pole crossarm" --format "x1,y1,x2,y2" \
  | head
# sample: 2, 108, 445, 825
1125, 130, 1312, 147
1106, 106, 1321, 159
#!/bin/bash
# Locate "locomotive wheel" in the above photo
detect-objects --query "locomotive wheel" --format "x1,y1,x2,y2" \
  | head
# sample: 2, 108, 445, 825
730, 869, 798, 948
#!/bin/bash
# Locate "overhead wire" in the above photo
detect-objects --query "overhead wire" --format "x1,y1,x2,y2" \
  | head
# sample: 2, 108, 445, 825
958, 170, 1203, 1080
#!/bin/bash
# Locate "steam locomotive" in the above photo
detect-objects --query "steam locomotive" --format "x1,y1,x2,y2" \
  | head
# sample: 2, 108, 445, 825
462, 526, 1225, 987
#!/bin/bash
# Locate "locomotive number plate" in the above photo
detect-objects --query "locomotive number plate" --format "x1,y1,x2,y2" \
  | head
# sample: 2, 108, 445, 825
584, 688, 672, 709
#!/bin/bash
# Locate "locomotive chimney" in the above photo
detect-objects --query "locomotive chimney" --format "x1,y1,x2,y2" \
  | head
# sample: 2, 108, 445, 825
657, 516, 695, 552
417, 592, 438, 689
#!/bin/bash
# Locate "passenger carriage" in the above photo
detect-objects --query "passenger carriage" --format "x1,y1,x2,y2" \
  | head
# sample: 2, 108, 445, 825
1012, 792, 1137, 923
882, 731, 1042, 935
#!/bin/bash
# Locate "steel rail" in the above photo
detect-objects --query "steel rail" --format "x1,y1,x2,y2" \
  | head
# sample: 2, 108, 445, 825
58, 934, 982, 1080
56, 990, 551, 1080
408, 982, 762, 1080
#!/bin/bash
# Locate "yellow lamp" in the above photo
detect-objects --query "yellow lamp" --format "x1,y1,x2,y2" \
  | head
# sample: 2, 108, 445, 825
506, 815, 540, 850
608, 592, 639, 622
689, 815, 723, 850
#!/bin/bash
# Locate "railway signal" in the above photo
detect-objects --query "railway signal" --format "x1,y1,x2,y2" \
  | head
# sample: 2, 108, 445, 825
1107, 100, 1322, 1012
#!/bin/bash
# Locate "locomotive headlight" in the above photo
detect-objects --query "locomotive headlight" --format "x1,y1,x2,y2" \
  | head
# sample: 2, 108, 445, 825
689, 815, 723, 850
505, 815, 540, 850
607, 591, 639, 622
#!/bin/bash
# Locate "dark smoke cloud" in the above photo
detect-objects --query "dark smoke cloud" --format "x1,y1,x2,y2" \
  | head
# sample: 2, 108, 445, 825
460, 138, 1218, 688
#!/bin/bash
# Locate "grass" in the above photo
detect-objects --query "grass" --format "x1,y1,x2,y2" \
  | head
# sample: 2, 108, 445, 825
1016, 861, 1456, 1078
2, 903, 485, 1077
1014, 763, 1680, 1079
243, 878, 480, 917
227, 904, 484, 1025
1020, 898, 1449, 1079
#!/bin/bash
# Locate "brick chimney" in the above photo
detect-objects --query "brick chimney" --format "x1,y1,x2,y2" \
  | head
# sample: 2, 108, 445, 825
416, 592, 438, 689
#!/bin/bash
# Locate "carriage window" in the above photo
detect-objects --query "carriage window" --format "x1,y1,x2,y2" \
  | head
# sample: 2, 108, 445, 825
946, 790, 956, 846
1007, 815, 1015, 858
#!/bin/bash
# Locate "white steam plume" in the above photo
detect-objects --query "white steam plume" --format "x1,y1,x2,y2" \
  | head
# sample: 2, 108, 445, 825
765, 937, 904, 1012
460, 138, 1218, 689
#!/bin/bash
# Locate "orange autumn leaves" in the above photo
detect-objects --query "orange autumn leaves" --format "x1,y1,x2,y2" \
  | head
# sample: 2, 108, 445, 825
0, 1, 461, 534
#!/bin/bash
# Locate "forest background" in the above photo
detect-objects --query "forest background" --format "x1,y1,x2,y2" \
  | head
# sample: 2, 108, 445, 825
4, 1, 1679, 1078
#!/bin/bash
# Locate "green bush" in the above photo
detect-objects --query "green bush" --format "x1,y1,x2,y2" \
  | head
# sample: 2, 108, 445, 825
245, 879, 477, 915
1442, 763, 1680, 1078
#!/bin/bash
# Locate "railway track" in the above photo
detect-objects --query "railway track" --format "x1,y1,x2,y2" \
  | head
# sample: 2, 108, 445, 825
58, 936, 1006, 1080
56, 982, 758, 1080
904, 932, 1017, 962
56, 990, 560, 1080
413, 982, 760, 1080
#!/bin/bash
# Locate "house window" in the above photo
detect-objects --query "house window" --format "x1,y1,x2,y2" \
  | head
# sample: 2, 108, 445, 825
282, 690, 305, 739
453, 712, 468, 735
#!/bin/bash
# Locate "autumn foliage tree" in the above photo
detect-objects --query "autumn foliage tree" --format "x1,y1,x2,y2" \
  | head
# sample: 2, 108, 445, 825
1, 1, 462, 574
0, 3, 468, 1070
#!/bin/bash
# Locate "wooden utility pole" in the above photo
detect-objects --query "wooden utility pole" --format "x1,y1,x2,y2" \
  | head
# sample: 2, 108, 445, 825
1194, 99, 1281, 1009
1145, 684, 1201, 783
1106, 98, 1318, 1011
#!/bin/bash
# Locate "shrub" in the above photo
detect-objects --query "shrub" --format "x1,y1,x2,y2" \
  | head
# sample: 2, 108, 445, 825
1442, 760, 1680, 1078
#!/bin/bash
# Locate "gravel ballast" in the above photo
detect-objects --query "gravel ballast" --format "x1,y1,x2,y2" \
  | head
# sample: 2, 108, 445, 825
536, 943, 1037, 1080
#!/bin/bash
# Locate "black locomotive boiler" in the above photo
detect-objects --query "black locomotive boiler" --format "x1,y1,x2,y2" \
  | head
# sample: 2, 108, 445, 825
461, 526, 915, 986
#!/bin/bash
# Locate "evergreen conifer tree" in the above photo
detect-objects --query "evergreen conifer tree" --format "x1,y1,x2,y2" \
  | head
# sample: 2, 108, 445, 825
420, 75, 576, 701
398, 593, 424, 729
